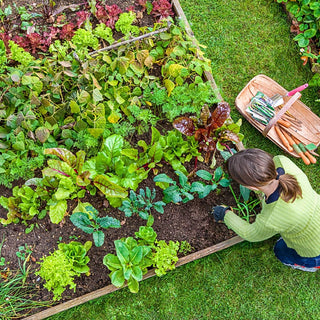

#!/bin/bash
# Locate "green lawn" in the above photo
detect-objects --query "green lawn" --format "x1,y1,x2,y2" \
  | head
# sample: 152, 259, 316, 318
48, 1, 320, 319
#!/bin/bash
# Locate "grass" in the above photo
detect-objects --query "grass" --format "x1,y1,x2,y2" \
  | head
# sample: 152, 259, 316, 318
47, 0, 320, 319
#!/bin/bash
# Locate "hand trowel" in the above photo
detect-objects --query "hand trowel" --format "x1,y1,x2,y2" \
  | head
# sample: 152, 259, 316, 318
271, 83, 309, 107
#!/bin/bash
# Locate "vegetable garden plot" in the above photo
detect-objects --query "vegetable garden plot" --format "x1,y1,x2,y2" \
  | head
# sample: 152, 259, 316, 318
0, 0, 247, 318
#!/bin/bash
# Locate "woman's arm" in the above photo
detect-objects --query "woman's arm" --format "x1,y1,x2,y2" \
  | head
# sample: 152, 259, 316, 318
224, 210, 278, 242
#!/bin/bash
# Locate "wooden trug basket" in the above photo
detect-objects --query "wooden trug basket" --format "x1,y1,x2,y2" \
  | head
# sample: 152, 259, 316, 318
235, 74, 320, 157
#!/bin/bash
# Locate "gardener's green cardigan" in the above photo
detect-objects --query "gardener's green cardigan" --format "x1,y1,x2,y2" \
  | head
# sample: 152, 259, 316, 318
224, 155, 320, 257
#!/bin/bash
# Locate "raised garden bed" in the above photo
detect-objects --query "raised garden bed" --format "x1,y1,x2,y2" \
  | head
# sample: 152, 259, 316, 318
0, 0, 248, 319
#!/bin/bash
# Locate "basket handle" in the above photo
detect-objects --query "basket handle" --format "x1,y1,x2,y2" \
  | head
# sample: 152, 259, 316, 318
262, 92, 301, 137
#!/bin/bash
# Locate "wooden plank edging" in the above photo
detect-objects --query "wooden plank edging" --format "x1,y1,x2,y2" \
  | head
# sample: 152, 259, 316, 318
23, 236, 244, 320
171, 0, 223, 102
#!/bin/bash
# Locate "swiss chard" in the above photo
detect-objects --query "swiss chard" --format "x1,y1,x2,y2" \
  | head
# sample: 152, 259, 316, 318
173, 102, 242, 163
0, 185, 45, 225
32, 147, 128, 223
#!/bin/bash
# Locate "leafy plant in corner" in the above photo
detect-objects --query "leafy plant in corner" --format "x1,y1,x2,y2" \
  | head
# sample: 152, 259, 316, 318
35, 240, 91, 301
70, 204, 120, 247
0, 185, 45, 225
118, 187, 166, 220
152, 239, 179, 276
0, 251, 52, 319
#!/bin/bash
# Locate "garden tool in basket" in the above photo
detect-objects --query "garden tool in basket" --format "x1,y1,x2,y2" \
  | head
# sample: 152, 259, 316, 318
270, 84, 309, 107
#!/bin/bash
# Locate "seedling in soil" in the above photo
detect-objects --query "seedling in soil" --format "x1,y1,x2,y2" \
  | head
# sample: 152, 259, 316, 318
0, 234, 6, 266
154, 170, 194, 204
190, 167, 231, 199
16, 243, 33, 276
119, 187, 166, 220
229, 184, 261, 222
70, 204, 121, 247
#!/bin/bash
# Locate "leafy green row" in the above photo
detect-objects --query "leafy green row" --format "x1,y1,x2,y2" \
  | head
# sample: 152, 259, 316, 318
0, 21, 218, 186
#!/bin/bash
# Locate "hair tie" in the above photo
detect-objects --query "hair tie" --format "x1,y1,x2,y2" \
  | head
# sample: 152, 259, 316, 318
276, 167, 285, 180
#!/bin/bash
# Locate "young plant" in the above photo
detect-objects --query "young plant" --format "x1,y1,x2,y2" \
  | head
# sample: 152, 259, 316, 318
93, 23, 114, 44
115, 12, 139, 37
70, 204, 121, 247
0, 234, 6, 266
57, 241, 92, 275
135, 225, 158, 246
151, 0, 174, 21
190, 167, 231, 199
178, 240, 194, 256
35, 241, 91, 301
118, 187, 166, 220
154, 170, 194, 204
16, 243, 33, 275
137, 127, 200, 176
229, 184, 261, 222
152, 240, 179, 277
103, 237, 152, 293
0, 185, 45, 225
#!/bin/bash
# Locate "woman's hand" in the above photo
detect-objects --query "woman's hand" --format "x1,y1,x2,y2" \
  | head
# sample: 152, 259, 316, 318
211, 205, 231, 222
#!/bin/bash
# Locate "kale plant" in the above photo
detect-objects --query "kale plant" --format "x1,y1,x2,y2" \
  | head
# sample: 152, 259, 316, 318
70, 204, 120, 247
118, 187, 166, 220
154, 170, 194, 204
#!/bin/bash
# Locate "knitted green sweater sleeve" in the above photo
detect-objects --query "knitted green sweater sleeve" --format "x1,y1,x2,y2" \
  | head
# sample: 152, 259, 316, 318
224, 209, 278, 242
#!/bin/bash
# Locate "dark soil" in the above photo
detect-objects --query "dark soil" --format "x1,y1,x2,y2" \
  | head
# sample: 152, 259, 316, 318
0, 0, 252, 317
1, 149, 240, 303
